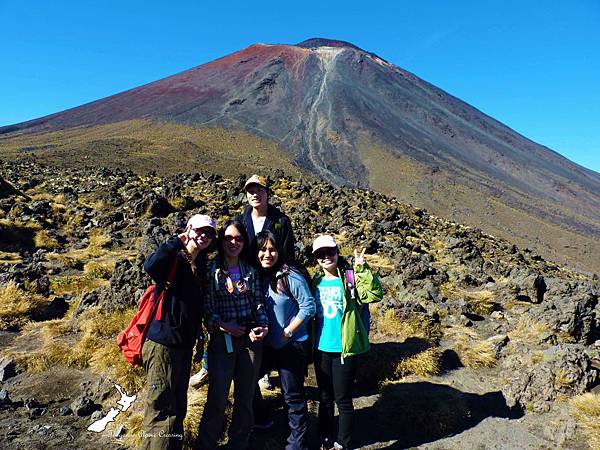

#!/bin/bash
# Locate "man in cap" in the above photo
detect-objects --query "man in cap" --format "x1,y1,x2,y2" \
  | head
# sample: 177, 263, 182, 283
238, 174, 295, 263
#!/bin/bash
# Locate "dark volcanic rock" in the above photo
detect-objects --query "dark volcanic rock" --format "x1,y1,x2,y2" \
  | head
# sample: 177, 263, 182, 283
503, 344, 599, 413
533, 280, 598, 344
70, 397, 100, 417
0, 358, 17, 382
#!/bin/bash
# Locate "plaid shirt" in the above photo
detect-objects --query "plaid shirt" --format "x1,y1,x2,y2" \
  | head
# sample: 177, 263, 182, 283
204, 258, 267, 332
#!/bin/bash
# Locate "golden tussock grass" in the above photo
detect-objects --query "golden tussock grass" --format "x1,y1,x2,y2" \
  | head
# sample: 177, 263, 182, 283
83, 260, 115, 279
120, 412, 144, 448
376, 309, 442, 342
441, 284, 497, 316
28, 192, 54, 202
366, 253, 395, 271
444, 325, 497, 368
19, 307, 146, 392
49, 274, 107, 296
34, 229, 59, 250
0, 251, 22, 264
0, 282, 49, 330
395, 347, 441, 378
554, 367, 576, 390
570, 393, 600, 450
48, 229, 112, 268
509, 314, 550, 344
183, 387, 209, 447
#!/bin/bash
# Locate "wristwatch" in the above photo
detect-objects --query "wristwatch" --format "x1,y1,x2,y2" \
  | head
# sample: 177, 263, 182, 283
283, 328, 293, 338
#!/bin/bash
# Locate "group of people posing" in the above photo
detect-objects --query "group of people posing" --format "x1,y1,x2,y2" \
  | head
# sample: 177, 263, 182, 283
141, 175, 384, 450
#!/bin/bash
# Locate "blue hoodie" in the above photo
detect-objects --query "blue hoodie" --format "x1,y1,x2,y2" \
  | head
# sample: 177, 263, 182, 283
262, 269, 316, 349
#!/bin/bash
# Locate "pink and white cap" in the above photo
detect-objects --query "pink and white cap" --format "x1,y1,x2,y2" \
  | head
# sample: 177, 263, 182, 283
187, 214, 216, 231
312, 234, 337, 253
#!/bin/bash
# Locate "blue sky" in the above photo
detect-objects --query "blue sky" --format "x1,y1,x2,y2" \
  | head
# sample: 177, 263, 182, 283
1, 0, 599, 173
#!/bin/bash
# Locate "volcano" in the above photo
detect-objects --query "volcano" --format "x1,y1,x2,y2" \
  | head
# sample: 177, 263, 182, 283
2, 38, 600, 274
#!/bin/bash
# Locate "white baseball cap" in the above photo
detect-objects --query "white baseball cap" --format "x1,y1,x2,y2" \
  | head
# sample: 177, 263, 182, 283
312, 235, 337, 253
187, 214, 216, 231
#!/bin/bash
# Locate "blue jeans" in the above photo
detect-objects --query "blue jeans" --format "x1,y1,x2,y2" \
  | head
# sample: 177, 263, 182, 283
254, 340, 310, 450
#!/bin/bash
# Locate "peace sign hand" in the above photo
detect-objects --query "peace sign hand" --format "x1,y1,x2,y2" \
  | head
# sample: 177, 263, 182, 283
354, 247, 367, 266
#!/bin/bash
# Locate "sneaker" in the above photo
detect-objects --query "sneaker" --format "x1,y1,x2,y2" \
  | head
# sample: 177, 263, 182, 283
189, 367, 209, 388
333, 443, 346, 450
253, 418, 274, 430
258, 373, 273, 390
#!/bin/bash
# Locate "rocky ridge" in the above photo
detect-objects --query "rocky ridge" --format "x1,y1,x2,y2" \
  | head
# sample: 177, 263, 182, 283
0, 159, 599, 449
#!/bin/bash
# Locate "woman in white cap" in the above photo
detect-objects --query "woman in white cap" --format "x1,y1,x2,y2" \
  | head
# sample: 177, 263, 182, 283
311, 235, 383, 450
142, 214, 217, 450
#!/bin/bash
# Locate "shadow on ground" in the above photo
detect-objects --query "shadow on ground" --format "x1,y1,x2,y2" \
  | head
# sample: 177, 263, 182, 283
356, 339, 437, 391
353, 381, 523, 449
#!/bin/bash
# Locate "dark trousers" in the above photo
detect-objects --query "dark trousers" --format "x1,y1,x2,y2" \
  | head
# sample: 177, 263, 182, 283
314, 350, 360, 449
197, 333, 262, 450
254, 340, 310, 450
141, 339, 193, 450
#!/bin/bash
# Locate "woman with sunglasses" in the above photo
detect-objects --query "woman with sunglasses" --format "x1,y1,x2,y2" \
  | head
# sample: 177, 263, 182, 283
197, 219, 268, 450
253, 230, 315, 450
141, 214, 216, 450
311, 235, 383, 450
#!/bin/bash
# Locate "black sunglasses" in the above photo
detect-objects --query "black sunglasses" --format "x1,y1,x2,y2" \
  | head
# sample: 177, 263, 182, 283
314, 248, 337, 259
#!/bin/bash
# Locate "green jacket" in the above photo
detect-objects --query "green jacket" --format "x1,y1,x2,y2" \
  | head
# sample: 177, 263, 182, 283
312, 260, 384, 358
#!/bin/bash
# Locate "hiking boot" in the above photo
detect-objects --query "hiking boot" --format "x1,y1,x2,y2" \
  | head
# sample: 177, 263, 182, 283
189, 367, 208, 388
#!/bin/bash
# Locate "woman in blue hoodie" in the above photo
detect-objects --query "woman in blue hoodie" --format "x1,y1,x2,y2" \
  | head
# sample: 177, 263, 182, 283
253, 230, 316, 450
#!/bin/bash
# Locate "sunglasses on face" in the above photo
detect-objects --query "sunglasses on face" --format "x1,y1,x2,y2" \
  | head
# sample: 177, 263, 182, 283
314, 248, 337, 259
192, 228, 215, 239
224, 235, 245, 243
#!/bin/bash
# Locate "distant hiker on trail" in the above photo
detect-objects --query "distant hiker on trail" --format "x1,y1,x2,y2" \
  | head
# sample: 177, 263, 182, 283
141, 214, 216, 450
252, 230, 316, 449
311, 235, 383, 450
238, 174, 296, 263
197, 219, 268, 450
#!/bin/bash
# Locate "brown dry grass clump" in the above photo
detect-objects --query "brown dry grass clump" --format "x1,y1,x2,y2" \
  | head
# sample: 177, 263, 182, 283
183, 387, 209, 447
0, 218, 39, 251
120, 412, 144, 448
376, 309, 442, 342
444, 325, 497, 368
441, 284, 497, 316
34, 229, 59, 250
570, 393, 600, 450
0, 251, 22, 264
83, 260, 115, 279
19, 307, 145, 392
47, 228, 113, 268
50, 274, 107, 296
509, 314, 551, 344
395, 347, 441, 378
0, 282, 49, 330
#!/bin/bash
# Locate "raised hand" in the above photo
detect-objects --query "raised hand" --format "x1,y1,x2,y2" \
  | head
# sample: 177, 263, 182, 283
354, 247, 367, 266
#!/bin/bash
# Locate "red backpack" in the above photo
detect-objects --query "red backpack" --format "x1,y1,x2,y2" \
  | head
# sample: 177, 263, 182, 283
117, 258, 179, 366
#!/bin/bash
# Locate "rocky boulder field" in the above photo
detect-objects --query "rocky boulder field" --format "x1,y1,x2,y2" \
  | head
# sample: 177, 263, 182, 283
0, 159, 599, 449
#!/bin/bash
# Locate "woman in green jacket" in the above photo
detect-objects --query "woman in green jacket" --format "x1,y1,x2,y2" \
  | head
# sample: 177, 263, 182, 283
311, 235, 383, 450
